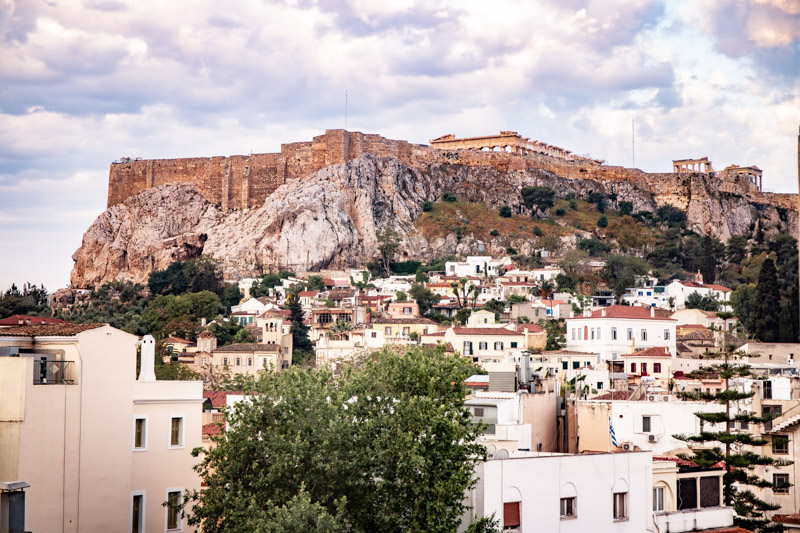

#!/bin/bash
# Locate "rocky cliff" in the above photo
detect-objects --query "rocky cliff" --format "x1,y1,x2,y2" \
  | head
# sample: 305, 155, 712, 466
70, 155, 797, 288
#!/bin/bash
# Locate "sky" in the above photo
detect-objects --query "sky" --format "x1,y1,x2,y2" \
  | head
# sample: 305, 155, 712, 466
1, 0, 799, 292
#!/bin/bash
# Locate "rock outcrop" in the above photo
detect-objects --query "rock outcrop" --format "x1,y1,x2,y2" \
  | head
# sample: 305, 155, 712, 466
70, 155, 797, 288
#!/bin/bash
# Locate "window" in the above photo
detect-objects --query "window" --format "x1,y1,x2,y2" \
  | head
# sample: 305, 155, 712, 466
169, 416, 184, 448
223, 357, 228, 365
654, 363, 662, 373
464, 342, 473, 356
403, 306, 412, 314
402, 327, 410, 336
764, 405, 782, 431
677, 478, 697, 510
235, 357, 241, 366
247, 357, 252, 366
631, 363, 637, 373
562, 361, 568, 370
627, 328, 633, 341
494, 342, 504, 351
653, 486, 664, 512
479, 341, 488, 350
774, 473, 790, 494
613, 492, 627, 520
560, 497, 576, 518
133, 416, 147, 450
641, 363, 648, 375
612, 327, 617, 340
473, 407, 484, 417
131, 492, 145, 533
590, 329, 595, 340
572, 329, 576, 341
371, 331, 377, 338
503, 501, 520, 529
664, 329, 670, 340
740, 419, 749, 430
700, 477, 720, 507
510, 342, 518, 348
597, 382, 603, 390
166, 489, 183, 531
641, 329, 648, 341
385, 327, 391, 335
643, 416, 651, 433
573, 361, 580, 369
773, 435, 789, 455
763, 381, 773, 399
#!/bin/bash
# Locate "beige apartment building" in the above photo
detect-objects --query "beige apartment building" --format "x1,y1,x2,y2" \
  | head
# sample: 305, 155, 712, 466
0, 324, 203, 533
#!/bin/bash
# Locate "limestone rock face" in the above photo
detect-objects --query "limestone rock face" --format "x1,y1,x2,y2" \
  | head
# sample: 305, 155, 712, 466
70, 184, 223, 287
69, 155, 797, 288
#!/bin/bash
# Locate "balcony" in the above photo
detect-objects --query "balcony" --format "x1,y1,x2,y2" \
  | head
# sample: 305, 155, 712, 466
33, 360, 75, 385
654, 507, 733, 533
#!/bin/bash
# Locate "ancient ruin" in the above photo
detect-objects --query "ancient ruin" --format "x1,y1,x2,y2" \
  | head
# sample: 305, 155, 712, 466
672, 157, 762, 192
430, 131, 603, 163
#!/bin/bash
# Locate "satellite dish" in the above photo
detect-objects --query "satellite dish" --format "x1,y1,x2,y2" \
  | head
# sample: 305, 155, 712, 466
494, 449, 510, 459
486, 444, 497, 459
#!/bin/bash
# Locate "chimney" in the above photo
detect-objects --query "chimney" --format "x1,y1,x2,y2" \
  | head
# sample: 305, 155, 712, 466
650, 307, 655, 318
601, 308, 606, 317
583, 308, 591, 317
138, 335, 156, 382
201, 317, 207, 327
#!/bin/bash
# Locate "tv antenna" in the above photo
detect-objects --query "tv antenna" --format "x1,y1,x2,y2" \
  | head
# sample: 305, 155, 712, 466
345, 89, 348, 131
632, 113, 636, 168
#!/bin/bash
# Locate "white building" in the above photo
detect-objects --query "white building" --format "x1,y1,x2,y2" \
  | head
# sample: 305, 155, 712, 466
665, 280, 732, 311
566, 305, 677, 361
462, 451, 653, 532
445, 256, 505, 278
0, 326, 203, 533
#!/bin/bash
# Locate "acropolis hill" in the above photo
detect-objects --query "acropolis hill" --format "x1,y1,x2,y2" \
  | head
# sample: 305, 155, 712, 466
107, 129, 794, 212
70, 128, 798, 288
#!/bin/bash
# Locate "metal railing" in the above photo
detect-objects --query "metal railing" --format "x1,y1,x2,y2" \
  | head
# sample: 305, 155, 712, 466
33, 360, 75, 385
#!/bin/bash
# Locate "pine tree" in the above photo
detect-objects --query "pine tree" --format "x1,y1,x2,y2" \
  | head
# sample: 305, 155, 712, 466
675, 349, 791, 532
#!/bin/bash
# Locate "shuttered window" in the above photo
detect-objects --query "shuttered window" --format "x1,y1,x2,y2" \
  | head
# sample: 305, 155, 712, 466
503, 501, 520, 528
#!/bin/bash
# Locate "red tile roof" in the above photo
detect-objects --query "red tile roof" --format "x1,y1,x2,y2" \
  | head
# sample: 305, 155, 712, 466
623, 347, 671, 358
203, 390, 236, 408
298, 291, 319, 297
163, 336, 194, 345
574, 305, 676, 321
653, 456, 700, 467
593, 390, 635, 400
452, 327, 524, 336
516, 323, 544, 333
0, 315, 68, 326
774, 514, 800, 525
202, 422, 223, 437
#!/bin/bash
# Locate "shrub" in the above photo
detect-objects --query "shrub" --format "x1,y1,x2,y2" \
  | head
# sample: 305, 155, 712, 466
597, 214, 608, 228
422, 201, 434, 212
533, 226, 543, 236
442, 192, 457, 203
506, 246, 517, 255
499, 205, 512, 218
490, 229, 500, 237
618, 201, 633, 216
569, 200, 578, 210
555, 208, 566, 216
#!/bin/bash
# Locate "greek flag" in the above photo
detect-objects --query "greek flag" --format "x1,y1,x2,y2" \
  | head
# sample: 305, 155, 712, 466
609, 417, 618, 448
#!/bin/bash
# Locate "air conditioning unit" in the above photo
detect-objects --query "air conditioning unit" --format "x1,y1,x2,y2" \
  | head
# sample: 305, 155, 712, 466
662, 396, 669, 401
648, 434, 657, 442
622, 443, 632, 451
648, 395, 656, 401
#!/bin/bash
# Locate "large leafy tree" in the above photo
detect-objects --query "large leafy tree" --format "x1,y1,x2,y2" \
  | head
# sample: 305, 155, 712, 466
601, 254, 651, 298
520, 185, 555, 216
676, 351, 790, 532
188, 346, 493, 533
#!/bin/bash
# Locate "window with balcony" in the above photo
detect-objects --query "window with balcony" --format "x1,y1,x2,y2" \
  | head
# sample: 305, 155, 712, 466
773, 435, 789, 455
774, 473, 790, 494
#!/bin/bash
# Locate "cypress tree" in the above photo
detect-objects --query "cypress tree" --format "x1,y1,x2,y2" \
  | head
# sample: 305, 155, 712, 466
288, 295, 313, 365
676, 349, 791, 532
753, 258, 781, 342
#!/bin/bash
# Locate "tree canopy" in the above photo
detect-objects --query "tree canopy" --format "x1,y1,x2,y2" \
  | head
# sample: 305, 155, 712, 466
188, 346, 492, 533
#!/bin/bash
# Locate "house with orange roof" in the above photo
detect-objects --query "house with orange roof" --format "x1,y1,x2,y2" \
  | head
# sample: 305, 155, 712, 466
622, 347, 674, 388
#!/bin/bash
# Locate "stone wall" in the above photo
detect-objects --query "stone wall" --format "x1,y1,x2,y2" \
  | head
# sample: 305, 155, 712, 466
107, 129, 796, 213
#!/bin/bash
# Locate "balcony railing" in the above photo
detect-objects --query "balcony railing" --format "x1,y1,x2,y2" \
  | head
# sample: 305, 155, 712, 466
33, 360, 75, 385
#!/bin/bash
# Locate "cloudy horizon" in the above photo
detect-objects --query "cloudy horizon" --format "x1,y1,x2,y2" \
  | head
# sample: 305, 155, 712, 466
1, 0, 799, 292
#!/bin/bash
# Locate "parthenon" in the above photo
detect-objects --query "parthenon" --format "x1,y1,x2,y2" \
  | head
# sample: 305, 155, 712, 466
430, 131, 602, 163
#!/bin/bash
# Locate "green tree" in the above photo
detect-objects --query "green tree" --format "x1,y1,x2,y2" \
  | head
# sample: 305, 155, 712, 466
498, 205, 512, 218
442, 192, 457, 202
618, 201, 633, 216
376, 228, 401, 277
597, 214, 608, 228
656, 205, 687, 228
700, 235, 725, 284
731, 283, 758, 335
409, 283, 441, 316
454, 307, 473, 325
577, 238, 609, 257
601, 255, 651, 298
686, 292, 721, 312
752, 258, 781, 342
187, 347, 491, 533
520, 186, 555, 216
538, 319, 566, 350
726, 235, 749, 264
306, 275, 326, 292
422, 201, 434, 212
288, 296, 313, 365
676, 352, 789, 532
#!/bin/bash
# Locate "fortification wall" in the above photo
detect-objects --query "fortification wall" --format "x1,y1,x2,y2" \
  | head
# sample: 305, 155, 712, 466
108, 129, 796, 213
